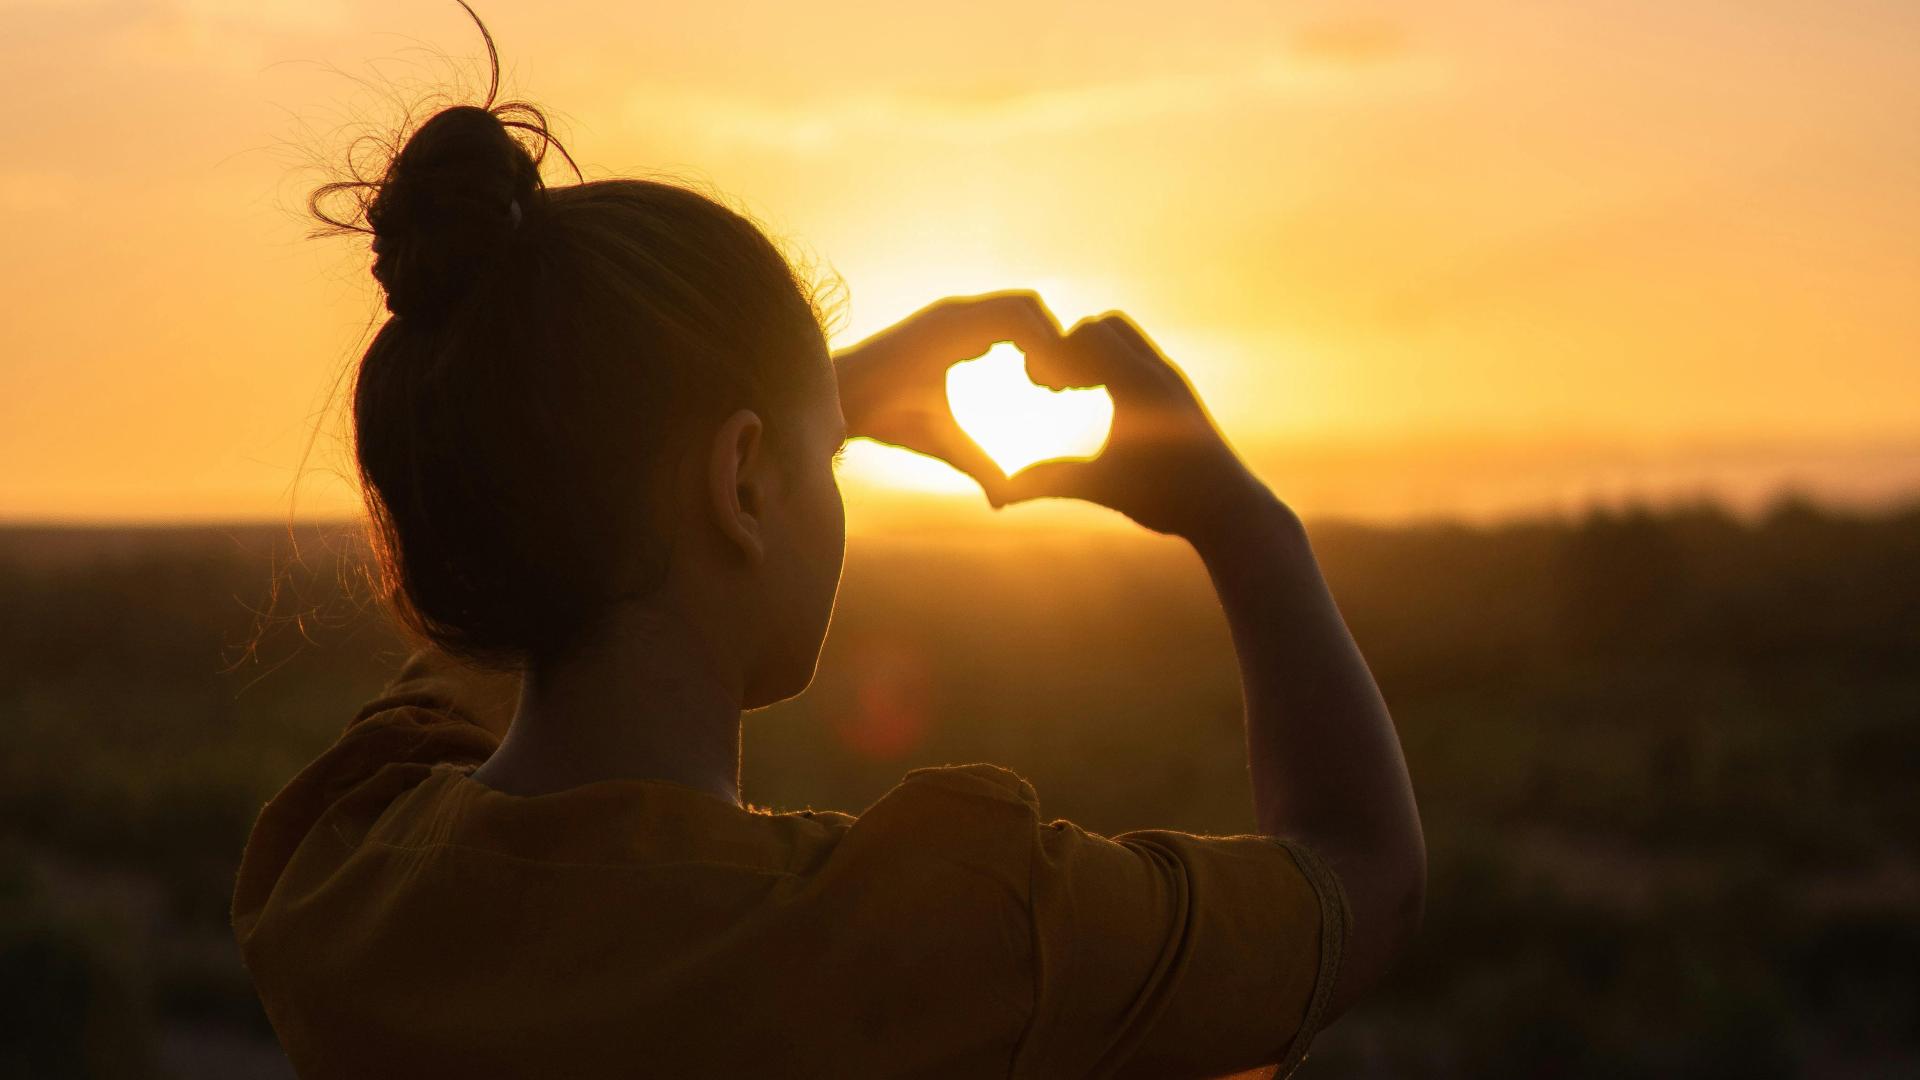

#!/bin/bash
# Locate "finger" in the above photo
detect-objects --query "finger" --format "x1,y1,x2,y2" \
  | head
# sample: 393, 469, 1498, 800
1024, 319, 1102, 389
1098, 310, 1165, 361
922, 290, 1066, 365
925, 428, 1006, 503
1000, 458, 1096, 506
1026, 315, 1163, 401
922, 420, 1010, 505
974, 289, 1066, 359
1097, 311, 1195, 391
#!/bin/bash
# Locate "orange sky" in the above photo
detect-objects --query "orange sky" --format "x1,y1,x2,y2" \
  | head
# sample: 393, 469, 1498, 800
3, 0, 1916, 527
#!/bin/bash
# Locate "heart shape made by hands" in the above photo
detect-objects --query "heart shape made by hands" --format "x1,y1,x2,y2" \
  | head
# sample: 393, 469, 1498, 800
945, 343, 1113, 477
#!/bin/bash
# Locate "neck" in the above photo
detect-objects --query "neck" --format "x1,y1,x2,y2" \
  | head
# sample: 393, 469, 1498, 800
477, 601, 746, 808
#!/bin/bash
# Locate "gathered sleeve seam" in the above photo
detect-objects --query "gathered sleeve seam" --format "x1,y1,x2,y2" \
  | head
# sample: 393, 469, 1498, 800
1262, 836, 1352, 1077
1008, 800, 1047, 1079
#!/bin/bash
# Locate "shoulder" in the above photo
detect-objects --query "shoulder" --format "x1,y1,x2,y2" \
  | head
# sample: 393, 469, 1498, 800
753, 764, 1039, 832
347, 646, 519, 740
894, 761, 1041, 809
820, 763, 1046, 891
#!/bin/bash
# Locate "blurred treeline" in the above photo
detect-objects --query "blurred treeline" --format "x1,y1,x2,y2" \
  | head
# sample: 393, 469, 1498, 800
2, 495, 1915, 1078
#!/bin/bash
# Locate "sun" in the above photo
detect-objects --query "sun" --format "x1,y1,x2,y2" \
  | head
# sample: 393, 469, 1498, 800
946, 343, 1113, 475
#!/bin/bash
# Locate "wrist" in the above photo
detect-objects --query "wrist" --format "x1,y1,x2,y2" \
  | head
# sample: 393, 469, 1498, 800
1182, 480, 1303, 559
831, 347, 881, 439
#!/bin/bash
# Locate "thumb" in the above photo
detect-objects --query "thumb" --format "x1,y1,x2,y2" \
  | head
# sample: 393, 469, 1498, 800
1001, 458, 1096, 506
924, 424, 1010, 506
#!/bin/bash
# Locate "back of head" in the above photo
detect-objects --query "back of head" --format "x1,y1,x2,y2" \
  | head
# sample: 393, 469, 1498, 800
309, 11, 830, 672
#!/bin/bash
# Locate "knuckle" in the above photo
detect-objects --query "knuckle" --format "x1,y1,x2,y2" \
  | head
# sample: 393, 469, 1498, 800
914, 299, 957, 329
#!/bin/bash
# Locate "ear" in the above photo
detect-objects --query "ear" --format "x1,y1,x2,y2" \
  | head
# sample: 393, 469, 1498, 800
706, 408, 769, 563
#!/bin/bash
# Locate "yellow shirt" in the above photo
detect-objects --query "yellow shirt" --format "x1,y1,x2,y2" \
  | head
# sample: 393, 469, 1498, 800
231, 648, 1350, 1079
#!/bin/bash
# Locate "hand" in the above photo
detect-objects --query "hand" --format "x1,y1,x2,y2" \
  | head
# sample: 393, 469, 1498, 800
1000, 311, 1271, 541
833, 290, 1066, 504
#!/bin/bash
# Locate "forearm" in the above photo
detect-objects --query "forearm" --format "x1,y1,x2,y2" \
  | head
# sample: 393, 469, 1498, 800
831, 345, 881, 440
1188, 489, 1424, 1005
1190, 493, 1416, 842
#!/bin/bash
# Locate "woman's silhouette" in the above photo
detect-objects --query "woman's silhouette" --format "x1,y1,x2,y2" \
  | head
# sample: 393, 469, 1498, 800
231, 7, 1423, 1077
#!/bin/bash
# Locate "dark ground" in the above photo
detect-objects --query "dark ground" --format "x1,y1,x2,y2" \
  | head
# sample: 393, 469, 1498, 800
3, 494, 1916, 1077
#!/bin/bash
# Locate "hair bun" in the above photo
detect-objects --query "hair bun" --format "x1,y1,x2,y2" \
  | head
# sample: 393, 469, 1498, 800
366, 104, 542, 320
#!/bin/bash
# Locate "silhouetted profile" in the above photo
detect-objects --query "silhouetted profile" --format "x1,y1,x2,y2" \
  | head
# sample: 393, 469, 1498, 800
230, 5, 1424, 1077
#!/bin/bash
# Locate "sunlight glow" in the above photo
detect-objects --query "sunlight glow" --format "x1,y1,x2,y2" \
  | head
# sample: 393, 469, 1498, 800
947, 344, 1114, 477
832, 342, 1116, 496
4, 3, 1915, 522
835, 440, 977, 494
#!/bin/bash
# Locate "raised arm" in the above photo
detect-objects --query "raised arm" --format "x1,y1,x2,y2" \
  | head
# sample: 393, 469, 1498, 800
1000, 312, 1426, 1022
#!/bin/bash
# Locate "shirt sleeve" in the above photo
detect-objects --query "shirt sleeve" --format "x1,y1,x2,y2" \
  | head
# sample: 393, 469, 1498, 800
1013, 809, 1351, 1079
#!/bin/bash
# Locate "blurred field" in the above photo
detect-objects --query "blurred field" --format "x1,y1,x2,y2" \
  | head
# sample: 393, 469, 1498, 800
3, 497, 1917, 1078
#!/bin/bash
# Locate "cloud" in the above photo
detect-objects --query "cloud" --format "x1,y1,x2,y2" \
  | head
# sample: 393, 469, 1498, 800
1289, 18, 1407, 66
94, 0, 354, 74
627, 49, 1437, 153
0, 170, 77, 213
